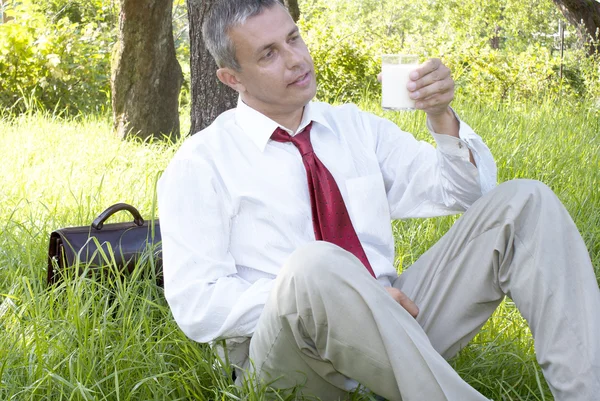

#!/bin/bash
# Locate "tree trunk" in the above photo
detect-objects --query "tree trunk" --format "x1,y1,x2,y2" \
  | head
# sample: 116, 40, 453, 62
111, 0, 183, 140
1, 0, 14, 24
187, 0, 237, 135
552, 0, 600, 55
187, 0, 301, 135
282, 0, 300, 22
490, 25, 501, 49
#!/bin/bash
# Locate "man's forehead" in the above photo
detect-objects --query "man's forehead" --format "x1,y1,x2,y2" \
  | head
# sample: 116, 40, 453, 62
229, 5, 296, 48
231, 4, 293, 35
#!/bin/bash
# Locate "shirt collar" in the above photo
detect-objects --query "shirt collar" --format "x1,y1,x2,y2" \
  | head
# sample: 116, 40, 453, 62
234, 97, 334, 152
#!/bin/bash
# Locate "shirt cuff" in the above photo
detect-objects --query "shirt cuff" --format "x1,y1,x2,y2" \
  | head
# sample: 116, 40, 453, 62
427, 107, 498, 194
427, 108, 475, 160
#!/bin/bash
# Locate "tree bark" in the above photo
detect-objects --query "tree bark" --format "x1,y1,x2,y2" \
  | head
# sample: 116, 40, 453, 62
490, 25, 501, 49
111, 0, 183, 140
1, 1, 14, 24
282, 0, 300, 22
187, 0, 237, 135
552, 0, 600, 55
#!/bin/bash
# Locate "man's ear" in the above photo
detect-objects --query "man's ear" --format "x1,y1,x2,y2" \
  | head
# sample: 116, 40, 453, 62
217, 68, 245, 93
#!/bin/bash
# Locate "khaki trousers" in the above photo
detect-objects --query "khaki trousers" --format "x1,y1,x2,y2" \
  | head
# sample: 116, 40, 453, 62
243, 180, 600, 401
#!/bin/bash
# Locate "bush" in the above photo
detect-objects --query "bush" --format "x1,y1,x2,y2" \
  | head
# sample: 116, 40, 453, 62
0, 1, 116, 115
300, 19, 380, 103
298, 0, 600, 105
444, 45, 560, 103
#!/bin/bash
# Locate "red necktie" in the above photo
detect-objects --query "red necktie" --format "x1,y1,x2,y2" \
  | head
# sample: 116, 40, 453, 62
271, 122, 375, 278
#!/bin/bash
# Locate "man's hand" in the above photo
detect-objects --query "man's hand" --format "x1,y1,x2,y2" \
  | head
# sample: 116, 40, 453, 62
407, 58, 454, 118
377, 59, 458, 136
385, 287, 419, 318
377, 59, 474, 162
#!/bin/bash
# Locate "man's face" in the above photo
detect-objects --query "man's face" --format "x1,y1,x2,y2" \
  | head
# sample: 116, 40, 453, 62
225, 5, 317, 122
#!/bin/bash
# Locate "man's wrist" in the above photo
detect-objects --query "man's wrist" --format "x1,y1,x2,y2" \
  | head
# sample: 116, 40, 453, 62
427, 107, 459, 138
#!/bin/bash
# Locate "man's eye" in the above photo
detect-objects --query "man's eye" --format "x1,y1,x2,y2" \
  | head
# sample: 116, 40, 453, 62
263, 50, 274, 60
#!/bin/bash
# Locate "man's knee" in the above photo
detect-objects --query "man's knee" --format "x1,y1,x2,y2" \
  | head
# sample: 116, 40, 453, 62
496, 179, 555, 198
280, 240, 350, 281
493, 179, 560, 209
276, 241, 373, 301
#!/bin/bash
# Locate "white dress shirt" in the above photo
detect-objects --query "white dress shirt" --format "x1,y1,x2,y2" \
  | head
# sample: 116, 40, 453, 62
157, 99, 496, 359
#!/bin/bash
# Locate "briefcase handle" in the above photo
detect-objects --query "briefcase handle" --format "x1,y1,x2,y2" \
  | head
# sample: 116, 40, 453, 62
92, 203, 145, 230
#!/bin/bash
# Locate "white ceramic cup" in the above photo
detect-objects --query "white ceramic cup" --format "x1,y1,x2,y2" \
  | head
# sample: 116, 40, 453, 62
381, 54, 419, 111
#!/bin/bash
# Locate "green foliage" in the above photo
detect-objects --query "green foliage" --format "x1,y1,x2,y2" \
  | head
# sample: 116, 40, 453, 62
298, 0, 600, 104
1, 0, 596, 116
568, 50, 600, 101
34, 0, 118, 25
300, 19, 380, 103
0, 0, 192, 116
445, 44, 560, 102
0, 0, 116, 115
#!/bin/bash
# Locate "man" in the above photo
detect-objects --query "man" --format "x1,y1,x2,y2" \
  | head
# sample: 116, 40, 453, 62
157, 0, 600, 400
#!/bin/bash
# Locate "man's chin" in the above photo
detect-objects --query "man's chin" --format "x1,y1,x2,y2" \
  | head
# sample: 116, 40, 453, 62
299, 91, 316, 108
301, 82, 317, 104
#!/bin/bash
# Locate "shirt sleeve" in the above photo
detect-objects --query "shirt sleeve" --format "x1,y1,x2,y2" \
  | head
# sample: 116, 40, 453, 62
367, 110, 497, 219
427, 109, 497, 195
158, 156, 274, 343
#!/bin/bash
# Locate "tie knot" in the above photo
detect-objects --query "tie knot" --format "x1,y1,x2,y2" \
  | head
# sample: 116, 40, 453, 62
271, 122, 314, 156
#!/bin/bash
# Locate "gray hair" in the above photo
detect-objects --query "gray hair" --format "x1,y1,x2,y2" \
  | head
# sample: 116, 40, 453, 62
202, 0, 285, 71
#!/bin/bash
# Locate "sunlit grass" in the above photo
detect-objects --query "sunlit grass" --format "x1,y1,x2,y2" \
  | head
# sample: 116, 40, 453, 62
0, 98, 598, 400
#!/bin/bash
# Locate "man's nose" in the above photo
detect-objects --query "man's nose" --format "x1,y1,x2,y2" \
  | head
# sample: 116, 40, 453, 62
283, 46, 303, 69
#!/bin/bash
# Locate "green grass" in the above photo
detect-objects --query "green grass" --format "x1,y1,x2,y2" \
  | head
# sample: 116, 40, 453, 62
0, 98, 598, 400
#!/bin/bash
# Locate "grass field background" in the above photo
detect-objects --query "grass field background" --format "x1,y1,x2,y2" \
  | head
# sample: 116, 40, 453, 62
0, 97, 598, 400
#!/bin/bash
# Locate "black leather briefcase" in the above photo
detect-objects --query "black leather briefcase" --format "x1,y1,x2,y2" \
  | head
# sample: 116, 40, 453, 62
47, 203, 163, 286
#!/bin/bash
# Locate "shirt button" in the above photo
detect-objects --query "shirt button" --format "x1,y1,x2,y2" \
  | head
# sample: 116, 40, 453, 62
458, 142, 463, 149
